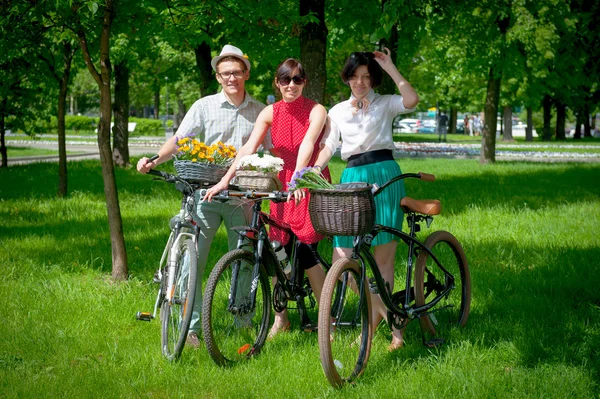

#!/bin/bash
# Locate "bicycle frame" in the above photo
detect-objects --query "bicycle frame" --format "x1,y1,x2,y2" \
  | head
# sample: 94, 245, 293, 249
147, 170, 201, 319
348, 173, 457, 327
213, 190, 330, 323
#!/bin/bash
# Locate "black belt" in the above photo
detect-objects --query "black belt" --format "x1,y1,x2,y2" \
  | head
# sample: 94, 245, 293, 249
347, 149, 394, 168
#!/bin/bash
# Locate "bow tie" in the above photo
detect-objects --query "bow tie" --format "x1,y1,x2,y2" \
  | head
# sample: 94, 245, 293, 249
350, 97, 370, 113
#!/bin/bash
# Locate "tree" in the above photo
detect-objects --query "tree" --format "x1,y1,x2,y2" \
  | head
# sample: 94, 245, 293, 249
70, 0, 128, 280
299, 0, 327, 103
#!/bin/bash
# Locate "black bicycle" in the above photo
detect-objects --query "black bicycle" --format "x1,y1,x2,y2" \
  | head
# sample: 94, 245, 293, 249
317, 172, 471, 387
201, 188, 336, 366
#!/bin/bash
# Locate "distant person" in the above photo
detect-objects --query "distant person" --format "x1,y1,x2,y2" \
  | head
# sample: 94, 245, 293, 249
438, 112, 448, 142
267, 94, 276, 105
464, 115, 471, 136
473, 115, 482, 136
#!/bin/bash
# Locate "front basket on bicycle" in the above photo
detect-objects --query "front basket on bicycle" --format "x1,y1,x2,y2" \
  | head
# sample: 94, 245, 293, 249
309, 183, 376, 236
174, 160, 231, 183
233, 170, 283, 191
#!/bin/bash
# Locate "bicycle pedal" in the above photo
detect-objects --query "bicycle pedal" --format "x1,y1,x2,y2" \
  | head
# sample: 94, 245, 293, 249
152, 270, 161, 284
368, 277, 378, 294
423, 337, 444, 348
302, 323, 318, 333
135, 311, 153, 322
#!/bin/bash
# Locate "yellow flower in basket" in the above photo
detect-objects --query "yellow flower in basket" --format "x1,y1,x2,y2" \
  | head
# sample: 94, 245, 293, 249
176, 139, 236, 165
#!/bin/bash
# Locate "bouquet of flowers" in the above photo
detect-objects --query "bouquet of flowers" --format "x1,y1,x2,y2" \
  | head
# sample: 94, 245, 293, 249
287, 166, 334, 191
237, 153, 284, 173
176, 138, 236, 165
174, 139, 236, 183
235, 153, 285, 191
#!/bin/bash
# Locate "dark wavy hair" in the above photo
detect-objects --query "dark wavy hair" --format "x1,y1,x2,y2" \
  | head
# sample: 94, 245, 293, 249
340, 52, 383, 88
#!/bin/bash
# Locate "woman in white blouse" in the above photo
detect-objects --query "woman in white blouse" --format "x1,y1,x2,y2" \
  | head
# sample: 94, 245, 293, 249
315, 48, 419, 351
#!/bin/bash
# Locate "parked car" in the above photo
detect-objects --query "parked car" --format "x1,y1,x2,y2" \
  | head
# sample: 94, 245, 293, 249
393, 117, 422, 133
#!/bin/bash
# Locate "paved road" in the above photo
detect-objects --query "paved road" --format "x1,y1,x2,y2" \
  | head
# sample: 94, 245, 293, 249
6, 140, 161, 166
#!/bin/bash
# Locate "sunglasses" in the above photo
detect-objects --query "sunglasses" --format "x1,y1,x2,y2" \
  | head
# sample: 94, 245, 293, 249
278, 74, 306, 86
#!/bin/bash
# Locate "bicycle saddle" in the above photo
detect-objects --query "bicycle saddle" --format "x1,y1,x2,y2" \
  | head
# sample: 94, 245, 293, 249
400, 197, 441, 215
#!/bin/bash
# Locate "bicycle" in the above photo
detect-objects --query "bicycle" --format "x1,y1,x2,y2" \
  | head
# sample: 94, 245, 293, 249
201, 188, 336, 366
135, 162, 207, 361
316, 172, 471, 387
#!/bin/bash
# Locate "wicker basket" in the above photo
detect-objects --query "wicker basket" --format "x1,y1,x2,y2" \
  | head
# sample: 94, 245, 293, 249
173, 160, 230, 183
233, 170, 283, 191
309, 183, 376, 236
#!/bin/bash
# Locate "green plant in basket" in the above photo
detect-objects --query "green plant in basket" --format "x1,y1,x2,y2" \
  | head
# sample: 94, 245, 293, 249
288, 166, 334, 190
176, 138, 236, 165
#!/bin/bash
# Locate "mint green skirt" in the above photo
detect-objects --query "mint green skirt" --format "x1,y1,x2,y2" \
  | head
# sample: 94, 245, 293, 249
333, 160, 406, 248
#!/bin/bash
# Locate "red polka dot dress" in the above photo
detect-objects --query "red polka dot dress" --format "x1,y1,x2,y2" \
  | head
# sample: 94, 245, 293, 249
269, 96, 331, 245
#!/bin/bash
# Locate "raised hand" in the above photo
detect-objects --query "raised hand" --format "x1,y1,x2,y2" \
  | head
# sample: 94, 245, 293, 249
373, 47, 394, 72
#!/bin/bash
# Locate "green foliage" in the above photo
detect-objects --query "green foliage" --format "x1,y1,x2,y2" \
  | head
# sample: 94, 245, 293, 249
129, 117, 163, 136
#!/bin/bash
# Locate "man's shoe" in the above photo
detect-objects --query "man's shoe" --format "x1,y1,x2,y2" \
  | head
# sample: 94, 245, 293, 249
186, 331, 200, 349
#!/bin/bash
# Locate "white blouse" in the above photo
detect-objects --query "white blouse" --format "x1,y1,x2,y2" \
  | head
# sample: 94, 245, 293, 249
324, 89, 414, 161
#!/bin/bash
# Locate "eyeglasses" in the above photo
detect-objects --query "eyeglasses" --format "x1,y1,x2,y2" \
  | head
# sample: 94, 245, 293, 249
278, 74, 306, 86
217, 70, 246, 79
350, 52, 375, 59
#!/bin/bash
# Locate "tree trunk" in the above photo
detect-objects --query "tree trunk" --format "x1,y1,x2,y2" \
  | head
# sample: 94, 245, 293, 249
449, 107, 457, 134
502, 105, 513, 141
480, 67, 501, 164
57, 42, 73, 197
299, 0, 327, 103
76, 0, 128, 280
112, 60, 130, 167
174, 97, 186, 132
574, 111, 582, 139
194, 42, 215, 97
378, 18, 398, 95
0, 98, 6, 168
555, 100, 566, 140
525, 106, 533, 142
542, 94, 552, 141
583, 103, 591, 137
153, 86, 160, 119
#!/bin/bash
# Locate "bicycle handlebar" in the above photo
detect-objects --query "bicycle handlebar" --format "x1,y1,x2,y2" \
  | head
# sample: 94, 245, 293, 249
372, 172, 435, 197
201, 189, 290, 203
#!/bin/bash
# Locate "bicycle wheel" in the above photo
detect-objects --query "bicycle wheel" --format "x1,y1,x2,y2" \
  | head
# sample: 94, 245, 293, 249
202, 249, 271, 366
160, 237, 197, 361
318, 257, 372, 388
414, 231, 471, 338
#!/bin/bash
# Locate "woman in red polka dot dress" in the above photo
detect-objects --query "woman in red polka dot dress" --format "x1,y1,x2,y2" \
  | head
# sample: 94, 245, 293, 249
206, 58, 331, 338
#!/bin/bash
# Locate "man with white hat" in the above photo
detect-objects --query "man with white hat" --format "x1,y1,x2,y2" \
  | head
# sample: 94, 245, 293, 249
136, 44, 270, 347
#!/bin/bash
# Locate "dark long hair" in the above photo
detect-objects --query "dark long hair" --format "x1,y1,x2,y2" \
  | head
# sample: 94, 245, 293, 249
340, 52, 383, 88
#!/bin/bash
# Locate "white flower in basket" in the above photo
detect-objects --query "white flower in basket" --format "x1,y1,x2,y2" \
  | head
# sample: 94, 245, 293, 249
235, 154, 285, 191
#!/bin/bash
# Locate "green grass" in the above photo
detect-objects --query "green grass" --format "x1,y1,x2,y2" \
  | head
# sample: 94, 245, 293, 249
1, 157, 599, 398
6, 146, 65, 157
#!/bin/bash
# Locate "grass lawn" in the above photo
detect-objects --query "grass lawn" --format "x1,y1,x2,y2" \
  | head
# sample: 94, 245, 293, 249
0, 156, 599, 398
6, 146, 63, 157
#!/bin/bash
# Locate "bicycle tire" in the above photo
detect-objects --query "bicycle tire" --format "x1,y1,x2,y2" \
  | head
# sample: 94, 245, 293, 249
414, 231, 471, 338
160, 237, 198, 361
202, 249, 271, 366
318, 257, 372, 388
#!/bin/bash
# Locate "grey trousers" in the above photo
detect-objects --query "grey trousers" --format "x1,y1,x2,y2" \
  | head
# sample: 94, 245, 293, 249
189, 194, 252, 333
